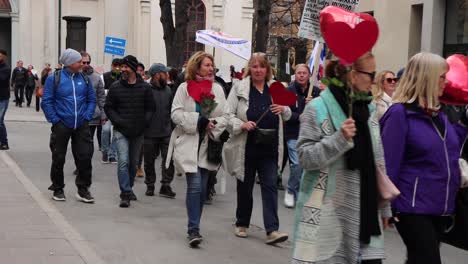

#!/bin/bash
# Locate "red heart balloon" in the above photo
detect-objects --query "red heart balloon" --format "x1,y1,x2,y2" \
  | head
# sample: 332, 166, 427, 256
440, 54, 468, 106
320, 6, 379, 64
269, 82, 297, 106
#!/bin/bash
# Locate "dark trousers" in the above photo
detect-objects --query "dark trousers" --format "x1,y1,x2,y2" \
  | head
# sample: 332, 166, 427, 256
89, 125, 102, 149
395, 214, 450, 264
143, 137, 174, 186
361, 260, 382, 264
25, 86, 34, 106
35, 95, 40, 112
236, 151, 279, 234
48, 122, 93, 191
14, 84, 25, 105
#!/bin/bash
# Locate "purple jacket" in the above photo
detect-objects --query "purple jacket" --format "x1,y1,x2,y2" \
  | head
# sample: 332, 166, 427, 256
380, 103, 464, 216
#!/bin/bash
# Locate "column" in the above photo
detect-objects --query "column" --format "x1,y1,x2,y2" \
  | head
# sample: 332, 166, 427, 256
139, 0, 151, 66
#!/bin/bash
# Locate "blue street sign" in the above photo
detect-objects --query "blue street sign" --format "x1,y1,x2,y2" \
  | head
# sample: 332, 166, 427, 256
104, 45, 125, 56
105, 36, 126, 48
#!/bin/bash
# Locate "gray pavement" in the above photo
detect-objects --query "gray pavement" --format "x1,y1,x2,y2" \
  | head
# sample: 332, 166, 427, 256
1, 100, 468, 263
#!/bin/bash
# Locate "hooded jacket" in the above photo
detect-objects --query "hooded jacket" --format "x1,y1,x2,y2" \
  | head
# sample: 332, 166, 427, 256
83, 67, 106, 125
144, 81, 173, 138
0, 62, 10, 100
41, 68, 96, 129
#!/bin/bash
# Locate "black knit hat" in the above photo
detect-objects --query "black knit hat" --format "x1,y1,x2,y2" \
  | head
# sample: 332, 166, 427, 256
121, 55, 139, 73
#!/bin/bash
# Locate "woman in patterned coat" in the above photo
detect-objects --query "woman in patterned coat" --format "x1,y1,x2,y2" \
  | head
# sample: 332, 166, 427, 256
291, 53, 391, 264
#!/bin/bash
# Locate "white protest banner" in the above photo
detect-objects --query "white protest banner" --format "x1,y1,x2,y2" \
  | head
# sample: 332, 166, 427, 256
298, 0, 360, 42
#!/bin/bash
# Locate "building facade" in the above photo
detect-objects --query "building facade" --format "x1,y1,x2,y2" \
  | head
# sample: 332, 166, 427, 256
0, 0, 254, 73
358, 0, 467, 72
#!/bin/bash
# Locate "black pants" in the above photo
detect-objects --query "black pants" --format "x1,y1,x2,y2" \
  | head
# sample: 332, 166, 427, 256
35, 95, 40, 112
48, 122, 93, 191
89, 125, 102, 149
236, 150, 279, 234
395, 214, 450, 264
143, 137, 174, 186
25, 86, 34, 106
361, 260, 382, 264
14, 84, 25, 105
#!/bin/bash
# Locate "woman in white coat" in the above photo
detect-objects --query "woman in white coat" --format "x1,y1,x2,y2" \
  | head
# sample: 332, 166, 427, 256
223, 52, 291, 245
167, 51, 227, 248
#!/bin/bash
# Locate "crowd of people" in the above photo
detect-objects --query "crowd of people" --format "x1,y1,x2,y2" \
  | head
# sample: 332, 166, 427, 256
0, 46, 467, 263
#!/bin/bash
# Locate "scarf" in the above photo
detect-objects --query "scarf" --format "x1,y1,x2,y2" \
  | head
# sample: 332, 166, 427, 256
328, 85, 381, 244
195, 73, 215, 83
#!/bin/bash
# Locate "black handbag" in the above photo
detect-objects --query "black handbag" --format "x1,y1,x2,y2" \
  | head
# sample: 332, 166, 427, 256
441, 188, 468, 251
207, 137, 223, 164
253, 128, 277, 145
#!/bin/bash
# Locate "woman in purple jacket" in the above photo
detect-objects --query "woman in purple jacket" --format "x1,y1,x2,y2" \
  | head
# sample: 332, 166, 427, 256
380, 52, 465, 264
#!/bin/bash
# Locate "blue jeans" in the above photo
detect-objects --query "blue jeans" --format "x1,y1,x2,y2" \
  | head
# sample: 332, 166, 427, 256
113, 130, 143, 195
0, 99, 8, 145
101, 120, 116, 159
186, 168, 209, 234
286, 139, 303, 200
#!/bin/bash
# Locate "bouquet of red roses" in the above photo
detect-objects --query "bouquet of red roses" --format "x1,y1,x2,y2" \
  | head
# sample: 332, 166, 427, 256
200, 91, 218, 118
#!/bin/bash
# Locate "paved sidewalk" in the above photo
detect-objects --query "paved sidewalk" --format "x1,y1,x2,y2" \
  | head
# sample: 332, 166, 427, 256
0, 152, 104, 264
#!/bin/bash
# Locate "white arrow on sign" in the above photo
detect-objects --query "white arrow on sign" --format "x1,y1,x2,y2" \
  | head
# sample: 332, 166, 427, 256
109, 39, 123, 45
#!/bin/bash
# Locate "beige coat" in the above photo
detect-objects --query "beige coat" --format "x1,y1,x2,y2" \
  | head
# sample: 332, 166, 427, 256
222, 76, 292, 182
166, 81, 228, 175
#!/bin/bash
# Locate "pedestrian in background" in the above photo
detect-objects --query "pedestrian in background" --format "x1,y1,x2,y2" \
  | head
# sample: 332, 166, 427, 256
104, 55, 155, 208
283, 64, 320, 208
223, 52, 291, 245
166, 51, 227, 247
380, 52, 466, 264
41, 48, 96, 203
136, 62, 147, 178
372, 70, 396, 120
143, 63, 176, 198
11, 60, 27, 107
292, 53, 389, 264
38, 66, 53, 112
25, 65, 38, 108
101, 58, 121, 164
0, 49, 11, 150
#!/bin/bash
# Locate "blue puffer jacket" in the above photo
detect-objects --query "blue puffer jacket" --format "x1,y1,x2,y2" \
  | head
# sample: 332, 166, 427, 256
41, 69, 96, 129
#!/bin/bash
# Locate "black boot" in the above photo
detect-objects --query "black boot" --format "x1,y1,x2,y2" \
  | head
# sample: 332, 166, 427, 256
146, 185, 155, 196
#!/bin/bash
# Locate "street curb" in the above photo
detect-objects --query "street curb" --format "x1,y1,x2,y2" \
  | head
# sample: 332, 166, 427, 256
0, 151, 106, 264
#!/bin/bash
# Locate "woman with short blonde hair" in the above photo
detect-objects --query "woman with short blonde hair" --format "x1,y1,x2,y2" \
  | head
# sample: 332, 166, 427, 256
223, 52, 291, 245
372, 70, 396, 119
185, 52, 215, 81
381, 52, 465, 263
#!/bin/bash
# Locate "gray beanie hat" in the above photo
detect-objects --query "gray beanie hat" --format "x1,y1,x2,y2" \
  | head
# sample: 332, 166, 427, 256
60, 49, 82, 67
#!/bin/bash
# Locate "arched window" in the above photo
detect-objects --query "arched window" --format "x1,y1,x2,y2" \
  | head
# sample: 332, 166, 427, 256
185, 0, 206, 61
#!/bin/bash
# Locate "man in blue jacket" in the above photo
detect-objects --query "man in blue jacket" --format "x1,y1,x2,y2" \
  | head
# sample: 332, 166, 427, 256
41, 48, 96, 203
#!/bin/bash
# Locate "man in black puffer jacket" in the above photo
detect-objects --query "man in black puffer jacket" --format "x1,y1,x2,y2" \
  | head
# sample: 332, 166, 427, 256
104, 55, 155, 208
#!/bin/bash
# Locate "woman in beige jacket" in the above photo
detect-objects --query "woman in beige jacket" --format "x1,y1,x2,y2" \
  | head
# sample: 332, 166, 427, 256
166, 52, 227, 248
223, 53, 291, 245
372, 70, 397, 120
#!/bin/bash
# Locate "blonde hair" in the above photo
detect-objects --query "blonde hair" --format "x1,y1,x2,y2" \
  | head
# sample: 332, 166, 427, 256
392, 52, 448, 110
185, 51, 215, 81
243, 52, 273, 81
372, 70, 395, 98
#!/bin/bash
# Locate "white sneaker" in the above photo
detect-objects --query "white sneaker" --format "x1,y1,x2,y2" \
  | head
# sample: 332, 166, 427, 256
284, 192, 295, 208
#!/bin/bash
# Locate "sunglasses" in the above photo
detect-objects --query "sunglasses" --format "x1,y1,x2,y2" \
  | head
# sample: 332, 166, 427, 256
385, 78, 398, 83
82, 61, 91, 65
356, 70, 376, 81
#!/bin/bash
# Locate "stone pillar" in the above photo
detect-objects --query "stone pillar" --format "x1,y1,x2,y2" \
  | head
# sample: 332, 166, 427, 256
63, 16, 91, 52
139, 0, 151, 66
18, 0, 32, 63
44, 0, 57, 65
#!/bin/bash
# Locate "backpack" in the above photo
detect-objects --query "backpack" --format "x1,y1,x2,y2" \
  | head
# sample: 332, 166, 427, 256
53, 70, 90, 92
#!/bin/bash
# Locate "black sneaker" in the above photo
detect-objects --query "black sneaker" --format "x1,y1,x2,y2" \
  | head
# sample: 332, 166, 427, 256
159, 185, 176, 199
76, 189, 95, 204
52, 189, 66, 201
277, 178, 285, 191
146, 185, 155, 196
73, 169, 79, 176
119, 198, 130, 208
0, 144, 9, 150
187, 232, 203, 248
101, 153, 109, 164
129, 192, 137, 201
204, 194, 213, 205
109, 157, 117, 164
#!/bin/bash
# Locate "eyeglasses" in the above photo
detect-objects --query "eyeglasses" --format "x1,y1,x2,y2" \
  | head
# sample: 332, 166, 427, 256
356, 70, 376, 81
82, 61, 91, 65
385, 78, 398, 83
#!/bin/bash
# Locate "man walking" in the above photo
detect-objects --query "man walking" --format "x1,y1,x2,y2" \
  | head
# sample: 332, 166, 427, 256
101, 58, 121, 163
144, 63, 176, 198
41, 48, 96, 203
0, 49, 10, 150
104, 55, 155, 208
11, 60, 27, 107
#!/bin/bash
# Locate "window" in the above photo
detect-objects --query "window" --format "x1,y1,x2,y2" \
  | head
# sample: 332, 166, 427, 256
185, 0, 206, 62
444, 0, 468, 56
